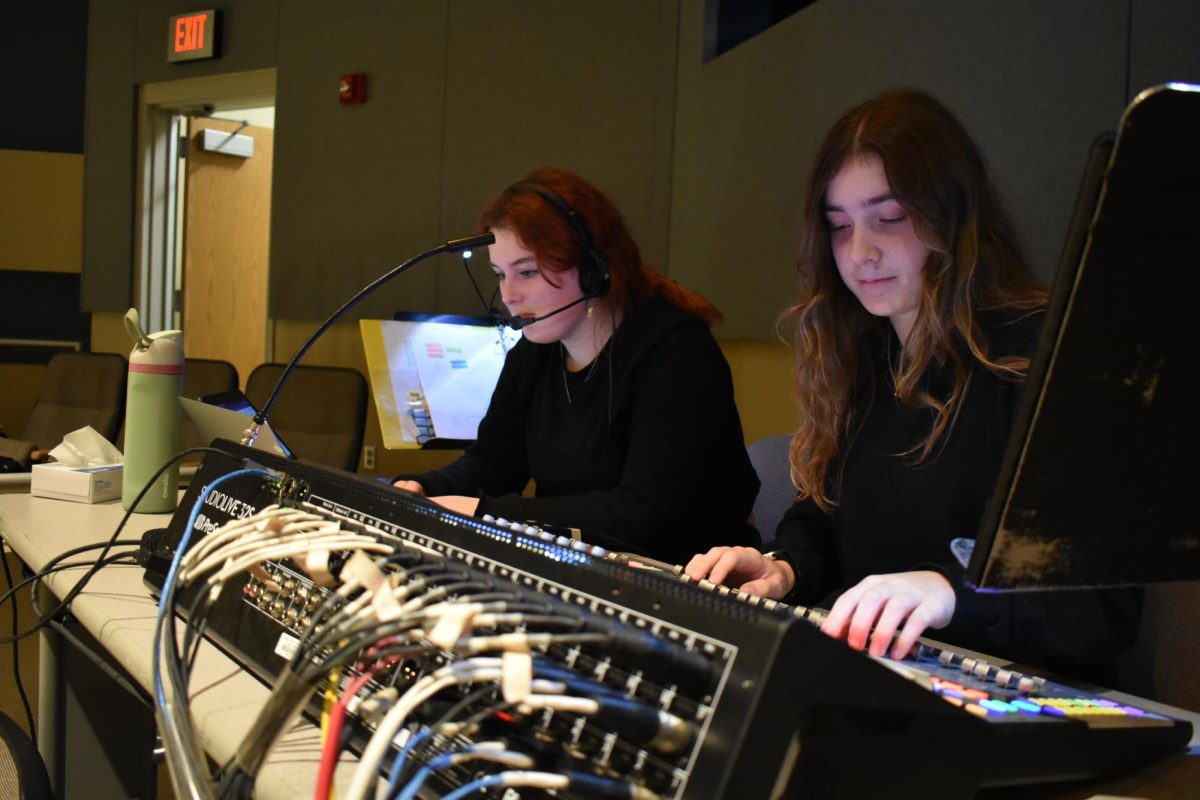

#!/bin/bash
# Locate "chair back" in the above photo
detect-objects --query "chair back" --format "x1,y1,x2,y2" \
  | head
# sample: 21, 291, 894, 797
183, 358, 239, 399
746, 433, 796, 540
1116, 582, 1200, 713
21, 351, 127, 447
0, 712, 51, 800
246, 364, 368, 472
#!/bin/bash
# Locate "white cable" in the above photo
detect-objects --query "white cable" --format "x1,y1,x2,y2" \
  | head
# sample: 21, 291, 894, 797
184, 524, 385, 582
496, 770, 571, 791
178, 504, 288, 569
206, 537, 393, 585
180, 506, 350, 581
343, 658, 504, 800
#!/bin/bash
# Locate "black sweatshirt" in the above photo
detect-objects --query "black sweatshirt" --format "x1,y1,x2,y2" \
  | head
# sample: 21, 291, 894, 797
763, 313, 1141, 680
403, 298, 760, 564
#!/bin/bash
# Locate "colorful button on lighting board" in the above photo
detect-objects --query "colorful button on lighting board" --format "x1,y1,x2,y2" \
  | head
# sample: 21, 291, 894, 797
979, 699, 1018, 714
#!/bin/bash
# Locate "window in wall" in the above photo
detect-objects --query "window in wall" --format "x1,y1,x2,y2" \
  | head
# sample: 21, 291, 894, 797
703, 0, 818, 62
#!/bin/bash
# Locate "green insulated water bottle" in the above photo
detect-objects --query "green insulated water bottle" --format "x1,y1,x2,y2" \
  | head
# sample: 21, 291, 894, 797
122, 308, 184, 513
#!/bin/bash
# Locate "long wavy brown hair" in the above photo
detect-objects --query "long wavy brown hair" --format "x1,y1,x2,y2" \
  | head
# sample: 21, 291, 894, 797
479, 168, 721, 324
786, 90, 1047, 510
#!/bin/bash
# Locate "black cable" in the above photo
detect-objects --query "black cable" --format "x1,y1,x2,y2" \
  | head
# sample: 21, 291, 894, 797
461, 250, 493, 317
181, 580, 219, 691
297, 578, 495, 676
0, 541, 143, 644
35, 555, 150, 712
0, 541, 142, 607
285, 559, 454, 672
291, 565, 463, 673
0, 446, 227, 645
0, 549, 35, 739
300, 622, 432, 684
254, 236, 492, 428
27, 554, 144, 620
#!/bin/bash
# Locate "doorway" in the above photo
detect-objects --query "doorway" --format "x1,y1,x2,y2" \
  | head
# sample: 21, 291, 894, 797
135, 69, 276, 389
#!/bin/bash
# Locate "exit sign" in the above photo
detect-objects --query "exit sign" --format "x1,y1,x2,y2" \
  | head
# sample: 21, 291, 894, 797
167, 10, 219, 63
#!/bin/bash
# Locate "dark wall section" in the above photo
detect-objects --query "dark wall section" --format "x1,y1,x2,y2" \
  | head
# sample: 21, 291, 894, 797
81, 0, 139, 313
0, 272, 88, 362
267, 0, 677, 321
76, 0, 1200, 336
131, 1, 280, 84
434, 1, 678, 318
271, 1, 448, 321
0, 3, 88, 153
672, 1, 1133, 338
1130, 0, 1200, 94
82, 0, 280, 313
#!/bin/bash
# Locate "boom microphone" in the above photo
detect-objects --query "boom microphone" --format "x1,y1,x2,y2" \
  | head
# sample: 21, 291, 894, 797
242, 233, 496, 449
492, 294, 591, 330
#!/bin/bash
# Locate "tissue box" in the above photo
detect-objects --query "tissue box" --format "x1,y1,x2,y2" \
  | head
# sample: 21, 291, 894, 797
31, 463, 123, 504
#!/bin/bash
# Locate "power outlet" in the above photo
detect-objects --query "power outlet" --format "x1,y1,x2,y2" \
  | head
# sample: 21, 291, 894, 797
362, 445, 376, 470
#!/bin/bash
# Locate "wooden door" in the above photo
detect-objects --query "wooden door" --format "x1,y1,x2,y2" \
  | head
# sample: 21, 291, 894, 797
182, 117, 273, 388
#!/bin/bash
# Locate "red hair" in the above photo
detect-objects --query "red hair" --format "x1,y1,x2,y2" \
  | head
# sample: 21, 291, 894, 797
479, 168, 722, 324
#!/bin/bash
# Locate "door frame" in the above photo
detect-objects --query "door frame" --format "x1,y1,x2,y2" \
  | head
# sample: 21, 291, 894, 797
134, 69, 276, 335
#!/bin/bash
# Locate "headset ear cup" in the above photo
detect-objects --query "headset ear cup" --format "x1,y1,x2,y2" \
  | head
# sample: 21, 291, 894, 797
580, 253, 610, 298
509, 180, 610, 298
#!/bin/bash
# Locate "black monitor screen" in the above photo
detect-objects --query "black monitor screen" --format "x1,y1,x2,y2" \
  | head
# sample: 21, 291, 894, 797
966, 84, 1200, 590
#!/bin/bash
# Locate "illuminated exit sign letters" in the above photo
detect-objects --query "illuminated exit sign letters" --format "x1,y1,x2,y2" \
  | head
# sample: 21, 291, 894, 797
167, 10, 219, 63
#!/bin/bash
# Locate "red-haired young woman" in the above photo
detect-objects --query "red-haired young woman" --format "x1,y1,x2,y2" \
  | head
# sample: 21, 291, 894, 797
395, 169, 759, 564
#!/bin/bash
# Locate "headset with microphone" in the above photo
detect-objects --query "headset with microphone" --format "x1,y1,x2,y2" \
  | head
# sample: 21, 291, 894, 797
490, 181, 611, 330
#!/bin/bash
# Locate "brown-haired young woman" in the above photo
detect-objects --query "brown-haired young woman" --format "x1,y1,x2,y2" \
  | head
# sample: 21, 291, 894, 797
396, 168, 759, 564
687, 91, 1138, 682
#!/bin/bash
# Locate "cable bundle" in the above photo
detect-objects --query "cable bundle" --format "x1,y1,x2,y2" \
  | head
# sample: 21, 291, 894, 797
153, 482, 690, 799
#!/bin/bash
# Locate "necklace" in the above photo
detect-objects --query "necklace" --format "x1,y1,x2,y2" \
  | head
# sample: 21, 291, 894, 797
561, 343, 603, 405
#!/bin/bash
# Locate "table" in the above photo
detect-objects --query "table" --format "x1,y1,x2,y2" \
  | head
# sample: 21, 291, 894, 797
0, 492, 362, 799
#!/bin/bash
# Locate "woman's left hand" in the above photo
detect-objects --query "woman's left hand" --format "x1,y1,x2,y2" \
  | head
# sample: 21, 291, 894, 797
820, 570, 955, 660
430, 495, 480, 517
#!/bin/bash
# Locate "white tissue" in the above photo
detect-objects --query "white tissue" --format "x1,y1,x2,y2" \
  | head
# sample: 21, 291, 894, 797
48, 426, 123, 467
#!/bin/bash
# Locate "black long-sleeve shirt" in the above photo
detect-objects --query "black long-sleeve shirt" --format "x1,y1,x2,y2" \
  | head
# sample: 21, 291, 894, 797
763, 314, 1141, 680
403, 298, 760, 564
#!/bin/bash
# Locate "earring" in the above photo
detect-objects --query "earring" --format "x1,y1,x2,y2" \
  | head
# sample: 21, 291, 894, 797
587, 301, 594, 318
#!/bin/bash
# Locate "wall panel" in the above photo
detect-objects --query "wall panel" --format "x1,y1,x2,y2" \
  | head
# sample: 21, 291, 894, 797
437, 0, 679, 313
671, 0, 1131, 338
270, 1, 448, 321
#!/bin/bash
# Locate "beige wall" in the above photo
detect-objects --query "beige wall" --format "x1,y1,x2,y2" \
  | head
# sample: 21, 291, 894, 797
0, 149, 84, 436
0, 149, 83, 272
719, 338, 796, 445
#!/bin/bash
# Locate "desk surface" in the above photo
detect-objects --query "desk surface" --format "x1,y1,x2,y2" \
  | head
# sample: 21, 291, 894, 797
0, 491, 364, 799
2, 491, 1199, 799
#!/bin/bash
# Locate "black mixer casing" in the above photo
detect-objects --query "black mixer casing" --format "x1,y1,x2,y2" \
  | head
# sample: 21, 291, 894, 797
145, 440, 1192, 799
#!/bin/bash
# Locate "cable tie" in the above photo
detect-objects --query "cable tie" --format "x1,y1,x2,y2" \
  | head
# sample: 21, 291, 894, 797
428, 603, 481, 650
343, 551, 385, 594
516, 695, 598, 715
305, 549, 334, 587
501, 650, 533, 704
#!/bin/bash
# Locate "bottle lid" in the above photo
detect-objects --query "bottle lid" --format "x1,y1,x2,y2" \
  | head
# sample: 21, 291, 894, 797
124, 308, 184, 369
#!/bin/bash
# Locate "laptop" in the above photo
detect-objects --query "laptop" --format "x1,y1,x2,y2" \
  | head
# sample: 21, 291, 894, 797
179, 390, 294, 459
